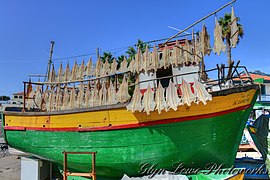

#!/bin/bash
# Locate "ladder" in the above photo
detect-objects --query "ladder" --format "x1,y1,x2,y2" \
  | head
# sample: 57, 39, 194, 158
62, 151, 97, 180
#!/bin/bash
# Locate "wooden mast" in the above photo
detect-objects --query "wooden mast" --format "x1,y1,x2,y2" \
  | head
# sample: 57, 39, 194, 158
45, 41, 55, 81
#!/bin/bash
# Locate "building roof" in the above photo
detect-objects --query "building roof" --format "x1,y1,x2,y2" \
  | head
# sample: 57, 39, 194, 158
13, 92, 24, 95
249, 73, 270, 81
158, 39, 187, 50
237, 73, 270, 83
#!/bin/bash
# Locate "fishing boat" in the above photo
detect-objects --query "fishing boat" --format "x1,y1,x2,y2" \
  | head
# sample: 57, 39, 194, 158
1, 69, 258, 179
1, 73, 258, 179
1, 1, 259, 179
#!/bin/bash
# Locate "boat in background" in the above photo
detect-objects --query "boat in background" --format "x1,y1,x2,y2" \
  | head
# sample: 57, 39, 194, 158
246, 114, 270, 178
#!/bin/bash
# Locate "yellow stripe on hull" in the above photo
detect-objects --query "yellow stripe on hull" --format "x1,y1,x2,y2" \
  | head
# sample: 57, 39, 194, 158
4, 89, 256, 129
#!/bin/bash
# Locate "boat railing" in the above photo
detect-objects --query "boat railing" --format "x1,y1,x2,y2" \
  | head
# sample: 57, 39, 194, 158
128, 62, 253, 91
21, 61, 253, 112
25, 65, 252, 88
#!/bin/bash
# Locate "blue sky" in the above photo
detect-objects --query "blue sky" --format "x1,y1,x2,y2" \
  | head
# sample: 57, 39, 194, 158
0, 0, 269, 96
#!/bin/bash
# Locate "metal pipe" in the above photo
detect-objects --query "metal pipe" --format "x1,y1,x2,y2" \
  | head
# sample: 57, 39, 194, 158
163, 0, 237, 45
26, 66, 219, 85
23, 82, 26, 112
27, 65, 251, 92
216, 64, 222, 90
96, 47, 100, 59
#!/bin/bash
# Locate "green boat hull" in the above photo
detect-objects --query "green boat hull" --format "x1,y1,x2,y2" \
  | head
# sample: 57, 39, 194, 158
4, 107, 252, 179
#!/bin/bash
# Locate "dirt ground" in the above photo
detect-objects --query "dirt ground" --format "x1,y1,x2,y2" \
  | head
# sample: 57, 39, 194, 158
0, 121, 20, 180
0, 155, 20, 180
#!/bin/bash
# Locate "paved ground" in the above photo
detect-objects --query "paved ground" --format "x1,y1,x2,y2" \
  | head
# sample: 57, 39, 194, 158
0, 155, 20, 180
0, 119, 26, 180
0, 141, 27, 180
0, 140, 26, 180
0, 121, 27, 180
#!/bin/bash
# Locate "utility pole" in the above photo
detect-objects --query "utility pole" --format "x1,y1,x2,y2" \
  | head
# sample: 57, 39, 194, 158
96, 47, 100, 59
45, 41, 55, 81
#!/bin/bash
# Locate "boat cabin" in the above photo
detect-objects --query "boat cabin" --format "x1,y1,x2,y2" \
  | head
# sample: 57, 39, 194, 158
138, 40, 200, 91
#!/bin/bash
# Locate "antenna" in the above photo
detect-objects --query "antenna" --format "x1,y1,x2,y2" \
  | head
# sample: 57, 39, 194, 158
168, 26, 191, 35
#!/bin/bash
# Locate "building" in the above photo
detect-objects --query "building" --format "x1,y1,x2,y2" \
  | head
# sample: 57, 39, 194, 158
247, 73, 270, 118
10, 92, 24, 106
0, 92, 24, 112
251, 74, 270, 102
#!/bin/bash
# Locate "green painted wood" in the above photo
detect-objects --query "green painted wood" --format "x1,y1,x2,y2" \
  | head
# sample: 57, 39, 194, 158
4, 90, 258, 179
4, 107, 252, 179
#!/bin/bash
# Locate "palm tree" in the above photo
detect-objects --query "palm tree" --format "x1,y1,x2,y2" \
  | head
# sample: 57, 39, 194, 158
124, 39, 149, 94
126, 39, 149, 62
218, 13, 244, 64
100, 52, 114, 63
136, 39, 149, 53
126, 46, 137, 62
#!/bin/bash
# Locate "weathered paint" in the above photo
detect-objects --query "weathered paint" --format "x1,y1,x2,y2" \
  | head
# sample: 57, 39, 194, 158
3, 104, 251, 132
4, 105, 254, 178
2, 87, 258, 179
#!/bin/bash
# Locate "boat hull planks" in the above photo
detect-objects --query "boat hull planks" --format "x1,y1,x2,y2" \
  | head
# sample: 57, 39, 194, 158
2, 85, 259, 178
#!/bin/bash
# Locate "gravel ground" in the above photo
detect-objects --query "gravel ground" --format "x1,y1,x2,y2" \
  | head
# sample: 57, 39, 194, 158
0, 155, 20, 180
0, 122, 27, 180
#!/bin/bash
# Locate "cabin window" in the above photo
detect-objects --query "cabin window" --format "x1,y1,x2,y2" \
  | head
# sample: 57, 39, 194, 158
14, 95, 18, 99
19, 96, 23, 99
12, 102, 16, 104
159, 53, 163, 61
156, 66, 173, 88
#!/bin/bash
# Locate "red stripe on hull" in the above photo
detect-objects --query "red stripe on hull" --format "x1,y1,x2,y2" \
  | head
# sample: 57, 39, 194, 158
4, 104, 251, 132
4, 126, 26, 131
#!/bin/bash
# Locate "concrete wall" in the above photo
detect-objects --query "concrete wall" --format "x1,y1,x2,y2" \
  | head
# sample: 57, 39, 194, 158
21, 156, 51, 180
138, 65, 200, 90
139, 71, 156, 89
172, 65, 199, 84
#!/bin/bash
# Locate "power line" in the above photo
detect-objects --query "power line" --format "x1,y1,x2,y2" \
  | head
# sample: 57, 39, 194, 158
51, 31, 192, 62
52, 46, 130, 61
52, 52, 96, 61
44, 0, 235, 63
